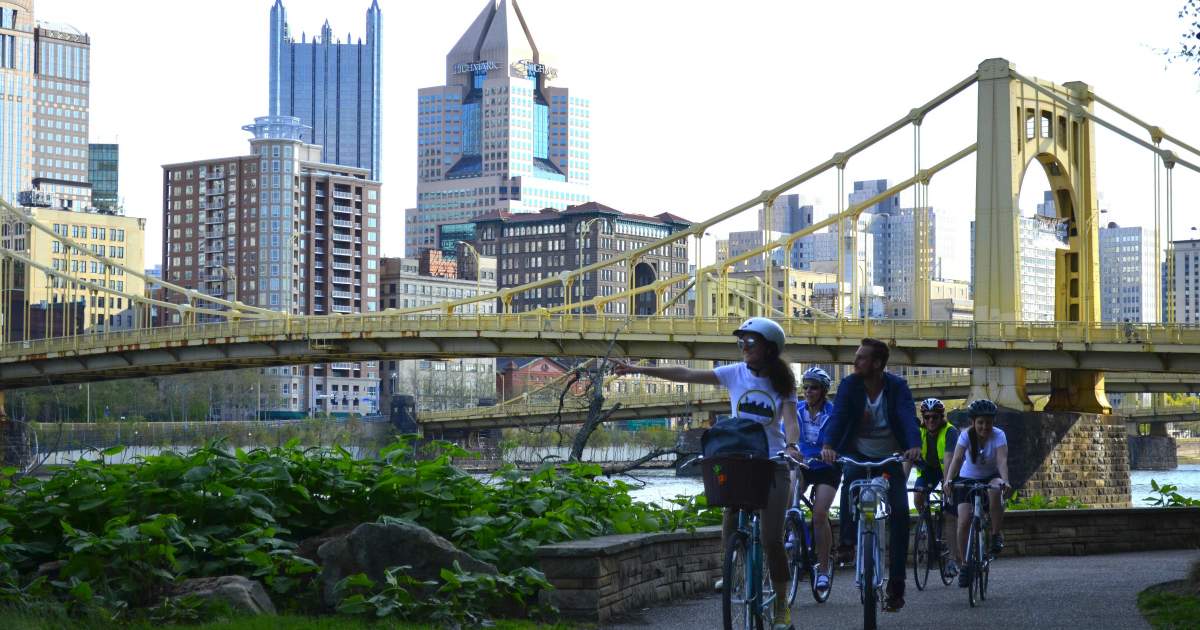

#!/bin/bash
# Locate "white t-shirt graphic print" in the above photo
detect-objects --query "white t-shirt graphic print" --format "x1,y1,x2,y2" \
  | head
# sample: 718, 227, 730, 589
714, 362, 790, 456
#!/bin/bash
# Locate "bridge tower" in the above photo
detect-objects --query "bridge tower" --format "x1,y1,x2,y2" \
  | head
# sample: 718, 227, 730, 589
972, 58, 1110, 413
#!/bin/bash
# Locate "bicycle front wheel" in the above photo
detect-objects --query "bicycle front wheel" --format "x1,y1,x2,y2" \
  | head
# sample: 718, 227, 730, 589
966, 517, 982, 608
979, 526, 990, 601
723, 530, 751, 630
784, 514, 804, 608
912, 515, 931, 591
861, 531, 877, 630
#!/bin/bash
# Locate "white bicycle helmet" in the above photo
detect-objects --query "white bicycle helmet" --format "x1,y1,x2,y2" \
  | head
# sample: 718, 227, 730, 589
733, 317, 786, 349
801, 366, 832, 390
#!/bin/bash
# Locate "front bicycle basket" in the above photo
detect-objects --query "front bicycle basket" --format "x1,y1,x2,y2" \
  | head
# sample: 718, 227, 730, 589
701, 455, 776, 510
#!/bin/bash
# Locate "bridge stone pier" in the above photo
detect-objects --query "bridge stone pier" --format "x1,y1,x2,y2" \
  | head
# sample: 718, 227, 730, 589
0, 393, 30, 469
952, 408, 1130, 508
1127, 435, 1178, 471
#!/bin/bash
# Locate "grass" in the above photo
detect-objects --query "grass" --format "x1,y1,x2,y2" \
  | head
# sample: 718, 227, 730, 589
1138, 585, 1200, 630
0, 611, 579, 630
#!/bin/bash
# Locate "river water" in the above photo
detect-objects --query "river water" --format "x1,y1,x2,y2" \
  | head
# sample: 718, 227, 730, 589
626, 464, 1200, 507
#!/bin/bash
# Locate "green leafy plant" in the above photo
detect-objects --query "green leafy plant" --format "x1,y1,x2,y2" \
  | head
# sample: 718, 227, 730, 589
1143, 479, 1200, 507
0, 436, 716, 621
334, 563, 554, 626
1006, 493, 1088, 510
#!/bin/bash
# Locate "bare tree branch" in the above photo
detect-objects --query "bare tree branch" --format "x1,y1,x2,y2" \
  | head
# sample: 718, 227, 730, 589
601, 447, 678, 475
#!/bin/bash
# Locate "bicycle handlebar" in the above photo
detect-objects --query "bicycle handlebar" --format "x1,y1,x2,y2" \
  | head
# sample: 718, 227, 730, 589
948, 479, 1011, 490
836, 454, 906, 468
774, 450, 822, 470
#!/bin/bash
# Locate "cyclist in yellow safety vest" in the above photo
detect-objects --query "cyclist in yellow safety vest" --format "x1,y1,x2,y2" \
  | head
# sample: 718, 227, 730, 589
904, 398, 961, 577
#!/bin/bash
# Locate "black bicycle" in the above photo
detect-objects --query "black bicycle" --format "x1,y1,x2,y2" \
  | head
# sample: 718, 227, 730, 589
952, 480, 1004, 607
909, 481, 955, 589
779, 453, 832, 607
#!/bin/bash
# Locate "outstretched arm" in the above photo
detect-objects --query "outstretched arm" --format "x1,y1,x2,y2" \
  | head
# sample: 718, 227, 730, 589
611, 360, 720, 385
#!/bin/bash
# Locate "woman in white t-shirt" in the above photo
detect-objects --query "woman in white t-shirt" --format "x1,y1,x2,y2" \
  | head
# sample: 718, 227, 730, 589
614, 317, 800, 630
945, 398, 1011, 587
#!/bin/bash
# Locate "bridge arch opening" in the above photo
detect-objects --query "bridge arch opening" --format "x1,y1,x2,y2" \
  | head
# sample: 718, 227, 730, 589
633, 262, 657, 315
1016, 154, 1073, 322
974, 60, 1108, 413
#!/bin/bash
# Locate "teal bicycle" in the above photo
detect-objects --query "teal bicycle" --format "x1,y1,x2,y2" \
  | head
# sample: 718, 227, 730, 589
695, 453, 780, 630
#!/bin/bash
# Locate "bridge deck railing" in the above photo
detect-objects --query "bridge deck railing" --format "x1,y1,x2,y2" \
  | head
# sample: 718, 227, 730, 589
6, 315, 1200, 363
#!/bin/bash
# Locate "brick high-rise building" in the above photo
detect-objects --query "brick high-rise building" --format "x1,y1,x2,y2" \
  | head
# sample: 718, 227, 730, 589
161, 116, 382, 417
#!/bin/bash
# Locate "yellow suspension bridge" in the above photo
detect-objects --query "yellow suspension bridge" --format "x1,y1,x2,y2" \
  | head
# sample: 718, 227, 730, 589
1, 58, 1198, 423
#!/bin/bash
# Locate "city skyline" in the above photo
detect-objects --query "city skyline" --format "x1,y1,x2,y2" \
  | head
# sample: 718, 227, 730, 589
26, 0, 1200, 279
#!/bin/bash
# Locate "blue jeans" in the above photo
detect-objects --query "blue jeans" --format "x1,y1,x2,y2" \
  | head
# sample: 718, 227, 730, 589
838, 456, 910, 583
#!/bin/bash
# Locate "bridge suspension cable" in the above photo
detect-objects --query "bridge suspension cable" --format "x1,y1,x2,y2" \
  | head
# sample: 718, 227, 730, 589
377, 71, 982, 319
0, 199, 285, 326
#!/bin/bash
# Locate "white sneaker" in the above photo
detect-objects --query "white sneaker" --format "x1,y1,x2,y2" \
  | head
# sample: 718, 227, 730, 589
714, 578, 723, 592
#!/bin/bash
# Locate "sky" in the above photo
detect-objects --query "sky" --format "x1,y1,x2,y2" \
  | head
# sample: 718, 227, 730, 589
36, 0, 1200, 281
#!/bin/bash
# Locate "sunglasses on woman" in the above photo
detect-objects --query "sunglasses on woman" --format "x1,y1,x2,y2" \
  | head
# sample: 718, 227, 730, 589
736, 337, 759, 350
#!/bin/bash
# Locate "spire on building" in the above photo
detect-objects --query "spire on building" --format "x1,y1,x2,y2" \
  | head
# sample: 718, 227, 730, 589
448, 0, 539, 75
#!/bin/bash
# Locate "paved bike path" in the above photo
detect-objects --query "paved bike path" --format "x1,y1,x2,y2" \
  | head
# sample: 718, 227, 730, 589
601, 550, 1199, 629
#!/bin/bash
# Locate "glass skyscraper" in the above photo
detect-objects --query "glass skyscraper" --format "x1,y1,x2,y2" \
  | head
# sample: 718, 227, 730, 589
87, 142, 117, 211
0, 1, 34, 204
406, 0, 591, 255
268, 0, 381, 180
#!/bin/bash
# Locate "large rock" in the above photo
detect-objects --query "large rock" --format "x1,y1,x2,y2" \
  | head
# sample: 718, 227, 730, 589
316, 521, 497, 609
171, 575, 276, 615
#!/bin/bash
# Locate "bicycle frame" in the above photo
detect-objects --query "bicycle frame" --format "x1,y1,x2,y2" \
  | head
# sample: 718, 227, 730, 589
837, 456, 905, 593
954, 480, 996, 607
850, 475, 890, 591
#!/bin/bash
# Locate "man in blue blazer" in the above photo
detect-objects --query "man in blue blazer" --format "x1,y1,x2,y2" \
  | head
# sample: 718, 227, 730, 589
821, 338, 921, 612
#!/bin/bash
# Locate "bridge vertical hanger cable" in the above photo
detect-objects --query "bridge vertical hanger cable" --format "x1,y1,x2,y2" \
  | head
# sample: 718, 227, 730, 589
1154, 140, 1162, 324
837, 166, 846, 318
1166, 156, 1175, 325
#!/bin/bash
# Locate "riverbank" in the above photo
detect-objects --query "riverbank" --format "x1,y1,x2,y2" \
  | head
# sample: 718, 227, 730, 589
1180, 438, 1200, 464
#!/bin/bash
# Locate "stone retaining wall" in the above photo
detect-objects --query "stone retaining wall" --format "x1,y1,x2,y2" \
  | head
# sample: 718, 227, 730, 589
537, 507, 1200, 622
536, 528, 722, 623
1128, 435, 1179, 470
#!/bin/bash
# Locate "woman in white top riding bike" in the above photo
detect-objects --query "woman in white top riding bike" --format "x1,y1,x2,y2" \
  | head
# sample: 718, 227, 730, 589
614, 317, 801, 630
944, 398, 1011, 588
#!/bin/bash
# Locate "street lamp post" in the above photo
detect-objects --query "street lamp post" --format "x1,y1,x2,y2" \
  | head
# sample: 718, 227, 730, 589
575, 218, 607, 309
219, 264, 237, 304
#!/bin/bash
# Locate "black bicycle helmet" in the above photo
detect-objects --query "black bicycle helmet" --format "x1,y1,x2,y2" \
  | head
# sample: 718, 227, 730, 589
967, 398, 999, 417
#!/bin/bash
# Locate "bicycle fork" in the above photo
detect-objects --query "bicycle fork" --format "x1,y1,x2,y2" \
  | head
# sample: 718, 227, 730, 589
857, 517, 886, 590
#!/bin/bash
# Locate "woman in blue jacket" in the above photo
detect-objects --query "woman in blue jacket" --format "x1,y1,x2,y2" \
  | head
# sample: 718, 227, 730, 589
795, 367, 840, 597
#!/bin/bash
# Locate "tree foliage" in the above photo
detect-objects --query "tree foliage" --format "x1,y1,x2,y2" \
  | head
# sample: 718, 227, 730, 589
1168, 1, 1200, 76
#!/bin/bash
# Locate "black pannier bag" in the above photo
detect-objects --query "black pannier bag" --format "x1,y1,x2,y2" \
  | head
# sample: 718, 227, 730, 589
700, 417, 776, 510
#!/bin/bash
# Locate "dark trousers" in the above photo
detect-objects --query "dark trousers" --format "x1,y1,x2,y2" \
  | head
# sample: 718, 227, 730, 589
838, 456, 909, 582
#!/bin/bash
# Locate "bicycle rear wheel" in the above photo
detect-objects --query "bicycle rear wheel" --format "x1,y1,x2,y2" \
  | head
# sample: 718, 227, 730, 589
934, 507, 954, 586
784, 514, 804, 608
966, 517, 981, 608
912, 515, 931, 591
861, 531, 877, 630
723, 530, 751, 630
